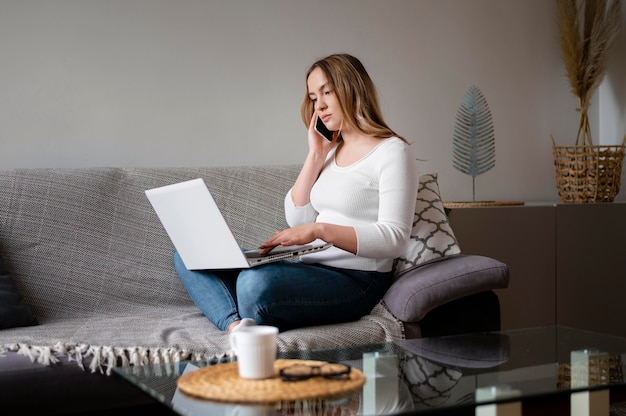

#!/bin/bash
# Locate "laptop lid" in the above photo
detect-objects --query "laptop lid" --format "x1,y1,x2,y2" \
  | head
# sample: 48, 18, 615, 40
145, 178, 252, 270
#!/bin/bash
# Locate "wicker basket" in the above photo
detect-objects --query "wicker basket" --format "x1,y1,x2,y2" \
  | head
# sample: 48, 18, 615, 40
552, 144, 625, 203
557, 354, 624, 390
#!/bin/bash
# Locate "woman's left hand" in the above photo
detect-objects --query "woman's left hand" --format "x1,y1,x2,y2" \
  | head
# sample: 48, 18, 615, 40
258, 224, 319, 255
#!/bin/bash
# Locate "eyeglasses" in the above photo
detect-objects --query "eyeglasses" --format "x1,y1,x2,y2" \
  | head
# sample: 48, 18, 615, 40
279, 362, 352, 382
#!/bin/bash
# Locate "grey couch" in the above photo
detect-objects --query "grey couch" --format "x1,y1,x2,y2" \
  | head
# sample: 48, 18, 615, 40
0, 165, 509, 414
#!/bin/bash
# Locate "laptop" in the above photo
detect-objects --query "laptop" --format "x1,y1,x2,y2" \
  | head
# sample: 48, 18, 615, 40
145, 178, 332, 270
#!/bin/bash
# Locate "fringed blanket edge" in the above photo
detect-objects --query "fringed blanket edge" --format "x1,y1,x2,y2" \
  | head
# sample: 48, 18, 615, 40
0, 342, 233, 375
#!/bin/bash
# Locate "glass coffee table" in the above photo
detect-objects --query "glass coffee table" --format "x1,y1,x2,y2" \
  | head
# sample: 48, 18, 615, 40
114, 326, 626, 415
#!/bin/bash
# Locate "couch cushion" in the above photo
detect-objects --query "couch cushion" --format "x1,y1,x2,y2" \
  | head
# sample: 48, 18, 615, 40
384, 254, 509, 322
0, 302, 404, 375
0, 255, 38, 330
393, 173, 461, 277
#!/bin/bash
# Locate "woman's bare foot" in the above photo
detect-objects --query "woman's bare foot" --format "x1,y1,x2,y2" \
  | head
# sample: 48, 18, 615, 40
228, 318, 257, 333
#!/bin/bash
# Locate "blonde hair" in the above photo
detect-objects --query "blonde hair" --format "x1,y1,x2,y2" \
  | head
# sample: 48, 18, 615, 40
301, 53, 407, 143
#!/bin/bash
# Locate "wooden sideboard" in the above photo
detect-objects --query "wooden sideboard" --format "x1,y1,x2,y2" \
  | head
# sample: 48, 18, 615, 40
446, 203, 626, 337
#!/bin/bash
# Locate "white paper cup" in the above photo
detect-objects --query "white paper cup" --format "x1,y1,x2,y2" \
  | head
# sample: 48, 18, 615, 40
229, 325, 278, 379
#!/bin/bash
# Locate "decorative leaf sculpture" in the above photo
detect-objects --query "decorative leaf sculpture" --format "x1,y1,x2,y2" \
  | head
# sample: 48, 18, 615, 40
452, 85, 495, 201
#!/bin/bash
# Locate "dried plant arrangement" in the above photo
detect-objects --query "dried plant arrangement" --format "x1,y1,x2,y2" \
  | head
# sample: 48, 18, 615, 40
552, 0, 625, 203
556, 0, 621, 146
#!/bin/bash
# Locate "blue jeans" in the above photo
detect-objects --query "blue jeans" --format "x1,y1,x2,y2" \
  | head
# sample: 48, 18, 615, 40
173, 252, 393, 332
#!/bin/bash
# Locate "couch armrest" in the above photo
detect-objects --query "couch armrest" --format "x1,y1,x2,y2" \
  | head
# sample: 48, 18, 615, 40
383, 254, 510, 322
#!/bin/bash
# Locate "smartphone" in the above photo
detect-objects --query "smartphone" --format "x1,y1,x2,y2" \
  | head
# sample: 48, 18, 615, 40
315, 116, 334, 141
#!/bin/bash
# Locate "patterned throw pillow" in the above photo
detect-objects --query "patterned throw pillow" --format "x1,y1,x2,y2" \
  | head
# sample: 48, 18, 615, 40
393, 173, 461, 277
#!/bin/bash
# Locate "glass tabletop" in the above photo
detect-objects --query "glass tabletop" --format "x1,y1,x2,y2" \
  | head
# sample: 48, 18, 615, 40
113, 326, 626, 415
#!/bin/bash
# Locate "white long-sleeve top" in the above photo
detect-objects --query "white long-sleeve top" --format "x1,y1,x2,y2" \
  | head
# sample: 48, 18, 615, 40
284, 137, 419, 272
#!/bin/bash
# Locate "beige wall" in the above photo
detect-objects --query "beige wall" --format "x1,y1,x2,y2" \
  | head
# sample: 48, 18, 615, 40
0, 0, 624, 203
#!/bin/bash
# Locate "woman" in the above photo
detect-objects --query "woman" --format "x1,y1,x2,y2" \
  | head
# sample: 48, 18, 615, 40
174, 53, 418, 333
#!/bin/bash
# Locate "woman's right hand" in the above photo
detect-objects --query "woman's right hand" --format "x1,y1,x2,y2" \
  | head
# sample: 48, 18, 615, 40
307, 113, 337, 157
290, 113, 338, 207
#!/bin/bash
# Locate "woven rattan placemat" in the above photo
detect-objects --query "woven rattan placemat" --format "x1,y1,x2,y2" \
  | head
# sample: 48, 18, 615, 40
177, 359, 366, 403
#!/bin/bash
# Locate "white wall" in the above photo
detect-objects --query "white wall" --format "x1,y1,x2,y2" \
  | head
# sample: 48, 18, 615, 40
0, 0, 624, 203
599, 4, 626, 148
